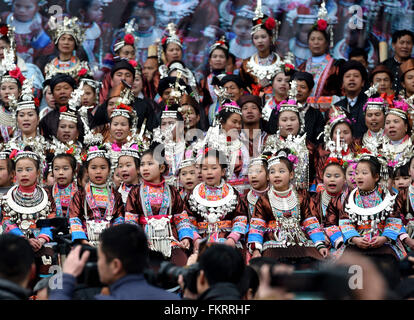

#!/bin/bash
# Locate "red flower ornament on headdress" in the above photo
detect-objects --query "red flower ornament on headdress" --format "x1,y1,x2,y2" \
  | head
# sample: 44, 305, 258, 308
264, 17, 276, 30
0, 26, 8, 36
60, 106, 68, 113
78, 68, 88, 78
34, 98, 40, 108
9, 149, 18, 160
129, 60, 138, 68
124, 34, 135, 45
9, 68, 25, 85
317, 19, 328, 31
117, 103, 132, 112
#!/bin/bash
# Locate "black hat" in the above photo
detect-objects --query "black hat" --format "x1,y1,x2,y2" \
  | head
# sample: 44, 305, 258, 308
157, 76, 189, 96
110, 58, 136, 79
293, 71, 315, 91
339, 60, 368, 82
50, 73, 76, 92
221, 74, 244, 89
237, 94, 262, 110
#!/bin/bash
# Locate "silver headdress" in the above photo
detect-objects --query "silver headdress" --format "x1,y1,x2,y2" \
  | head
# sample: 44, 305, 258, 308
50, 136, 83, 164
209, 36, 229, 54
79, 104, 104, 147
16, 77, 36, 113
59, 82, 84, 124
113, 19, 139, 53
178, 157, 196, 171
263, 133, 309, 189
319, 105, 351, 146
363, 83, 387, 112
48, 16, 85, 46
86, 145, 110, 162
248, 156, 268, 168
163, 23, 182, 48
0, 47, 20, 85
8, 136, 49, 177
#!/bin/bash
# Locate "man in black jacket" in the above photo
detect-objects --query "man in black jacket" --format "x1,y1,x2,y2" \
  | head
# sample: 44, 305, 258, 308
334, 60, 368, 138
382, 30, 414, 94
0, 235, 35, 300
197, 244, 244, 300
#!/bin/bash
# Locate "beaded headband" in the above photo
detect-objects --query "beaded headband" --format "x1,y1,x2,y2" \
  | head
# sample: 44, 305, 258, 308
209, 36, 229, 54
111, 104, 133, 119
248, 157, 267, 168
161, 23, 183, 48
0, 150, 10, 160
14, 151, 40, 163
220, 101, 242, 116
1, 75, 17, 84
86, 146, 109, 162
387, 100, 409, 120
119, 146, 140, 160
267, 155, 283, 169
178, 158, 196, 170
161, 110, 179, 119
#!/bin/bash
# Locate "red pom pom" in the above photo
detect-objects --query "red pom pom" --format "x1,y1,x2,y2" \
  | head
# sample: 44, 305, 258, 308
317, 19, 328, 31
78, 68, 88, 77
60, 106, 68, 113
34, 98, 40, 107
0, 26, 8, 36
129, 60, 137, 68
257, 18, 263, 25
9, 149, 17, 160
161, 37, 167, 45
285, 63, 295, 71
124, 34, 135, 45
66, 147, 74, 155
117, 103, 132, 112
264, 17, 276, 30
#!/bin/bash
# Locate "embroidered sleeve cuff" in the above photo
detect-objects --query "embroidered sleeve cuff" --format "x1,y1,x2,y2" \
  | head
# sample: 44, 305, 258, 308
38, 234, 50, 243
400, 233, 409, 242
227, 232, 241, 243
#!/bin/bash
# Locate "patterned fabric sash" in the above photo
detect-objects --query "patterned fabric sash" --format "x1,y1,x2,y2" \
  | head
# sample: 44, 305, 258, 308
84, 183, 115, 221
140, 182, 171, 217
53, 182, 78, 218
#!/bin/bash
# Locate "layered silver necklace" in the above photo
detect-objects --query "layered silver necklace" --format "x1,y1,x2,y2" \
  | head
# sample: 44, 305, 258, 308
268, 185, 298, 211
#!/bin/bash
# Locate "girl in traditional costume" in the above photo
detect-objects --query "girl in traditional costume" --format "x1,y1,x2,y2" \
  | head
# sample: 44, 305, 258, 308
361, 84, 387, 153
49, 152, 78, 219
178, 158, 199, 200
264, 81, 315, 189
248, 148, 328, 266
117, 142, 141, 206
245, 156, 269, 220
185, 148, 248, 252
0, 47, 25, 143
1, 145, 57, 277
315, 106, 361, 186
312, 157, 347, 256
69, 144, 125, 247
124, 142, 193, 266
327, 153, 408, 262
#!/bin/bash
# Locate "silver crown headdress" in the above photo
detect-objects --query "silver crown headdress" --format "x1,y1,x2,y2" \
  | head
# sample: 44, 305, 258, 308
209, 36, 229, 54
48, 16, 85, 45
15, 77, 36, 113
79, 105, 104, 147
163, 23, 182, 48
50, 136, 83, 164
0, 46, 19, 85
113, 19, 139, 53
178, 157, 196, 171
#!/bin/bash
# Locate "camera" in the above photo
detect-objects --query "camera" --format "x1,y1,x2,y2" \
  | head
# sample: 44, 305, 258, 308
145, 257, 200, 294
269, 265, 353, 299
36, 218, 103, 288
